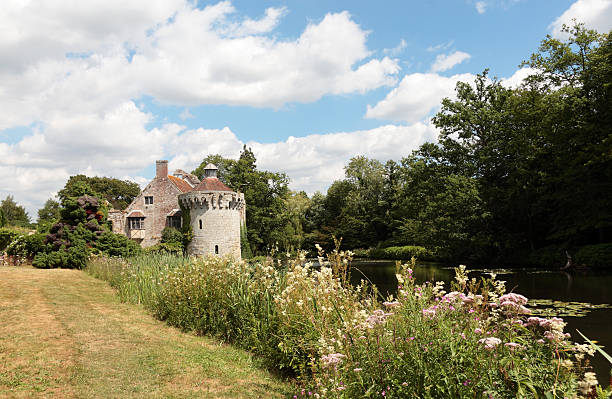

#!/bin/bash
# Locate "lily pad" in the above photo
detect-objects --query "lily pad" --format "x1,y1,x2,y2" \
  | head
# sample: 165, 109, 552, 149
527, 299, 612, 318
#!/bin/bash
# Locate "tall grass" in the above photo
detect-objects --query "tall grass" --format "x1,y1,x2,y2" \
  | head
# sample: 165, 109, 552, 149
87, 251, 610, 398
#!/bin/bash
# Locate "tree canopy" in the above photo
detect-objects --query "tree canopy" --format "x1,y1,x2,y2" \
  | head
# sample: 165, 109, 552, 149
57, 175, 140, 210
0, 195, 30, 228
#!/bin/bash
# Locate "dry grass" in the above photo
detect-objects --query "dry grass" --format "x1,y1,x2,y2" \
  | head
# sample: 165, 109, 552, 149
0, 266, 292, 398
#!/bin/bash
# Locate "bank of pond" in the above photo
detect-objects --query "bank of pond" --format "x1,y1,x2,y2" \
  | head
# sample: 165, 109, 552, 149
86, 252, 612, 398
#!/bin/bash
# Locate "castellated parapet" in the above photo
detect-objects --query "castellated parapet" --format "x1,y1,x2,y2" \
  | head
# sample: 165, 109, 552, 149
178, 164, 245, 259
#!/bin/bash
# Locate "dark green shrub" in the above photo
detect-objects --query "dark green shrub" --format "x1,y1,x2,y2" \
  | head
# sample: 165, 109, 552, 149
0, 228, 20, 251
6, 233, 47, 258
161, 227, 183, 245
367, 245, 432, 261
575, 243, 612, 269
526, 246, 566, 268
95, 231, 142, 257
144, 242, 183, 255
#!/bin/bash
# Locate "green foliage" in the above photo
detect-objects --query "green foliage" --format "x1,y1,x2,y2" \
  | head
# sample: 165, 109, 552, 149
0, 228, 21, 251
575, 244, 612, 269
161, 227, 183, 245
144, 242, 183, 255
58, 175, 140, 210
192, 146, 290, 255
240, 223, 253, 259
95, 231, 142, 257
1, 195, 31, 227
5, 233, 46, 258
365, 245, 432, 261
0, 208, 6, 227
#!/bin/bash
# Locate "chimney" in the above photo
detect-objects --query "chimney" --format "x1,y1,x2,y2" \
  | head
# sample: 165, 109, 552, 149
156, 160, 168, 179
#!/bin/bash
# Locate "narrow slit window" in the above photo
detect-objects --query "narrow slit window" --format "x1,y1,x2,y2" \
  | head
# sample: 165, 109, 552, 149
199, 220, 202, 229
215, 245, 219, 254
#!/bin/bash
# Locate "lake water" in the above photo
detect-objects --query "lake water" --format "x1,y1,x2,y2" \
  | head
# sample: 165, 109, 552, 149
348, 259, 612, 386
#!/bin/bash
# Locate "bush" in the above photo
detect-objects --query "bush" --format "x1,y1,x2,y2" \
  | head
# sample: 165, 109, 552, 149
0, 228, 20, 251
95, 231, 142, 257
6, 233, 46, 258
366, 245, 432, 261
143, 242, 183, 255
161, 227, 183, 245
575, 243, 612, 269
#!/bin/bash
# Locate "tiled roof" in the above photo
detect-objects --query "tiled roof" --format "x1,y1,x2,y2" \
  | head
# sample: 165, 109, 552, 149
194, 177, 233, 192
127, 210, 145, 218
168, 175, 193, 193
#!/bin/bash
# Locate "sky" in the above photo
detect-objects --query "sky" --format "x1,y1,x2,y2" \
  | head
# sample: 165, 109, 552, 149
1, 0, 612, 219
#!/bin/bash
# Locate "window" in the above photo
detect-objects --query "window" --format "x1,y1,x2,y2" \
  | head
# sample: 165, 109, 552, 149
166, 215, 182, 229
215, 245, 219, 254
128, 217, 145, 230
145, 196, 153, 205
199, 220, 202, 229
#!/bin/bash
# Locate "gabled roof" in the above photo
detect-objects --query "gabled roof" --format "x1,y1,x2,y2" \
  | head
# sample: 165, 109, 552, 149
127, 210, 145, 218
194, 177, 233, 192
168, 175, 193, 193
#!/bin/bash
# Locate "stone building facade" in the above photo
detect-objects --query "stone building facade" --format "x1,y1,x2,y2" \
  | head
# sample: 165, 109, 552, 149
109, 160, 198, 247
109, 160, 245, 259
178, 164, 245, 259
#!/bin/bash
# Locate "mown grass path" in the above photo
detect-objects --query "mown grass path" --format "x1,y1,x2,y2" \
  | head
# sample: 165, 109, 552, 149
0, 266, 291, 398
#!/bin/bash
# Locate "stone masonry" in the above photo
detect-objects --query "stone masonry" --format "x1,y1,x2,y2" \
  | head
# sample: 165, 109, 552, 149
110, 160, 194, 247
110, 160, 245, 259
178, 164, 245, 259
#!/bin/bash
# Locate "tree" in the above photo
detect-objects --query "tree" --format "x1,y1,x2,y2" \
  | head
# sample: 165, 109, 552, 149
0, 195, 30, 227
38, 199, 61, 224
191, 146, 290, 254
58, 175, 140, 210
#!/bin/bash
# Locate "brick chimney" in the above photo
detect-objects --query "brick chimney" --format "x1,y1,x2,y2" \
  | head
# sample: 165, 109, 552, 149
156, 160, 168, 179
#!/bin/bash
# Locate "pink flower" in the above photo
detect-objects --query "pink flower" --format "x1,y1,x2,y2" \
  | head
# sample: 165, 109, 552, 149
475, 328, 483, 334
478, 337, 502, 350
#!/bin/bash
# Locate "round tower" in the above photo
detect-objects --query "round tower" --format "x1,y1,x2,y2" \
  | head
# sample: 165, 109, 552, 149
178, 164, 245, 259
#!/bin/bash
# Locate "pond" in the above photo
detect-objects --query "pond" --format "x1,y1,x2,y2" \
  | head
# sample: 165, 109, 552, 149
348, 259, 612, 386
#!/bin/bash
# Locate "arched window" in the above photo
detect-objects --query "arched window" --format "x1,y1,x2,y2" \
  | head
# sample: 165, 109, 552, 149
199, 220, 202, 229
215, 245, 219, 254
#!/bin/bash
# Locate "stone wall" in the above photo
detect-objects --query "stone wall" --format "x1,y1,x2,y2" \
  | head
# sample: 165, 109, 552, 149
179, 191, 244, 259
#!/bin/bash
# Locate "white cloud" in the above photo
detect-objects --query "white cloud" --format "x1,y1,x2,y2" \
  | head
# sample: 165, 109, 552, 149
475, 1, 487, 14
500, 67, 537, 88
431, 51, 471, 72
250, 123, 437, 194
384, 39, 407, 56
365, 73, 475, 123
549, 0, 612, 38
0, 1, 403, 217
427, 40, 454, 52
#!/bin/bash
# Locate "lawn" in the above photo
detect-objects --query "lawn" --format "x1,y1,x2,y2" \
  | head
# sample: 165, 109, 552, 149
0, 266, 291, 398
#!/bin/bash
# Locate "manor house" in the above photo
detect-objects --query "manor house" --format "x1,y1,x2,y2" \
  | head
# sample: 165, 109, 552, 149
109, 160, 245, 259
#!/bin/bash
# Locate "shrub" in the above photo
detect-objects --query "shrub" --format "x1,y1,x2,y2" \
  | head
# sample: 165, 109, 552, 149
575, 243, 612, 269
161, 227, 183, 245
6, 233, 46, 258
0, 228, 20, 251
366, 245, 432, 261
95, 231, 142, 257
144, 242, 183, 255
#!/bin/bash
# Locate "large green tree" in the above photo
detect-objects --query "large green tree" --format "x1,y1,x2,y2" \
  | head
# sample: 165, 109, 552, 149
192, 146, 290, 255
58, 175, 140, 210
0, 195, 30, 227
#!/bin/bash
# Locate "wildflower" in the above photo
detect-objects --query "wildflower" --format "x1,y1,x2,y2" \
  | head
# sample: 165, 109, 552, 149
478, 337, 502, 350
321, 353, 346, 369
577, 372, 598, 395
353, 368, 362, 372
474, 328, 483, 334
504, 342, 524, 351
383, 301, 401, 308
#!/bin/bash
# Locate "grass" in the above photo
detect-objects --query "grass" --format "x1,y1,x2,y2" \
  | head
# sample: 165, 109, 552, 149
0, 266, 292, 398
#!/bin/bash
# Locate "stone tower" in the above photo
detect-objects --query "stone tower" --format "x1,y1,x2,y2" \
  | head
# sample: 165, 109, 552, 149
178, 164, 245, 259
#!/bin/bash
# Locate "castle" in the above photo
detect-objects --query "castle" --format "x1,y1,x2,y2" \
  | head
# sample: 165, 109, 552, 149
109, 160, 245, 259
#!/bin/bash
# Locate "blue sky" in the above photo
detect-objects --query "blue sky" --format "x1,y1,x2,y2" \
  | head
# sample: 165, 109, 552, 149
1, 0, 611, 218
